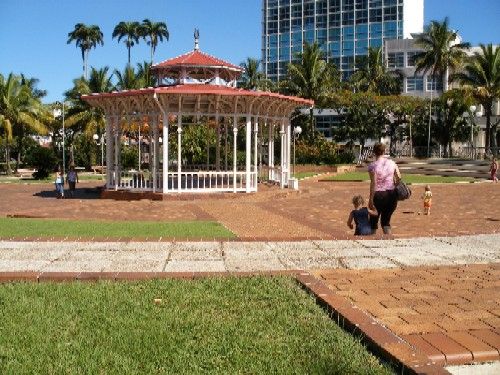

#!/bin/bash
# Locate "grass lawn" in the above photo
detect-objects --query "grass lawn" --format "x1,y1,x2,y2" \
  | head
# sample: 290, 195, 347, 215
326, 171, 476, 184
292, 171, 318, 179
0, 174, 104, 183
0, 277, 391, 374
0, 218, 235, 239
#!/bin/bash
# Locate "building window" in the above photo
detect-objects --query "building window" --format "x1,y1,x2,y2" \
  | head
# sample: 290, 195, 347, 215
406, 77, 424, 92
406, 51, 419, 67
369, 23, 382, 38
329, 27, 341, 41
343, 26, 355, 40
387, 52, 404, 68
383, 21, 397, 38
426, 76, 443, 92
329, 41, 341, 57
342, 41, 354, 55
355, 24, 368, 39
355, 39, 368, 55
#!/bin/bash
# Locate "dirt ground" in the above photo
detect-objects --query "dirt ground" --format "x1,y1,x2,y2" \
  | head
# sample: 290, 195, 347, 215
0, 178, 499, 240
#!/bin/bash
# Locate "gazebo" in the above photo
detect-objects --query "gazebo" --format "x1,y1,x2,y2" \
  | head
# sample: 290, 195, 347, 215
83, 34, 313, 194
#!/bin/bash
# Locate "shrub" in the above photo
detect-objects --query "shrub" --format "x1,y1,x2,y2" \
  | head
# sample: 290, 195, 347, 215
24, 145, 57, 179
295, 137, 355, 165
73, 134, 94, 170
121, 145, 139, 170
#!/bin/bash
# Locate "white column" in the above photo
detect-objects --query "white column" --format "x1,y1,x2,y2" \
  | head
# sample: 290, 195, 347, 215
105, 115, 114, 189
114, 116, 121, 190
162, 112, 169, 193
233, 116, 238, 193
268, 122, 274, 181
245, 115, 251, 193
253, 116, 258, 190
286, 118, 292, 185
152, 115, 158, 193
177, 115, 182, 192
279, 121, 285, 189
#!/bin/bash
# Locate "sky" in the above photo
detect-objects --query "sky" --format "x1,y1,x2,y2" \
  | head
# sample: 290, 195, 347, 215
1, 0, 499, 103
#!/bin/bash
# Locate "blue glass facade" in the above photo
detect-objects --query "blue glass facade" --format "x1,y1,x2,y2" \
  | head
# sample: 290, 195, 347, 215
262, 0, 407, 81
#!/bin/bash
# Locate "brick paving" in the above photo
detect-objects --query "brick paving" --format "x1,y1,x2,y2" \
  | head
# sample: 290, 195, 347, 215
0, 178, 499, 240
315, 264, 500, 367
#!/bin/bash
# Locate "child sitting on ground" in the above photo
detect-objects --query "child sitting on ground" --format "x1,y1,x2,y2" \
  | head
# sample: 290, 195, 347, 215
347, 195, 377, 236
422, 185, 432, 215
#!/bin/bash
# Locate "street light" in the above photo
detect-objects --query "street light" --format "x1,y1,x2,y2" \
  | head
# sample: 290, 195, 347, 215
293, 126, 302, 176
53, 101, 66, 177
469, 105, 477, 148
93, 133, 105, 174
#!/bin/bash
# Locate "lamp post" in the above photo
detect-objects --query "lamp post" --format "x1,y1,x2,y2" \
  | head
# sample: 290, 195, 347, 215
293, 126, 302, 177
53, 101, 66, 177
93, 133, 105, 173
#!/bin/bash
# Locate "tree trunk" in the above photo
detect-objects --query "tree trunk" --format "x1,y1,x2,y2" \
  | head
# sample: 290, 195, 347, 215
5, 141, 12, 175
84, 49, 88, 80
309, 107, 314, 140
81, 47, 86, 79
485, 104, 491, 154
443, 69, 449, 93
128, 47, 131, 65
151, 45, 154, 65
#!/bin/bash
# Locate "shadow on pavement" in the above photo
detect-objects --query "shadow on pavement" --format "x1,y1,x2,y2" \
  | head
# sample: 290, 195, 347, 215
33, 187, 101, 200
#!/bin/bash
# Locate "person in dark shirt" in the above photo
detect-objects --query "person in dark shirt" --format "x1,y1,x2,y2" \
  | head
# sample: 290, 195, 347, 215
347, 195, 378, 236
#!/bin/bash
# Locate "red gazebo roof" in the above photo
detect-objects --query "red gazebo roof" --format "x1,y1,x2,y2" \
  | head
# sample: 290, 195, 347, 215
152, 50, 243, 72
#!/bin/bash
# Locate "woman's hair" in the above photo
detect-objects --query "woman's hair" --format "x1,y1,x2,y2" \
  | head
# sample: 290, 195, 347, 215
352, 195, 365, 207
373, 143, 386, 157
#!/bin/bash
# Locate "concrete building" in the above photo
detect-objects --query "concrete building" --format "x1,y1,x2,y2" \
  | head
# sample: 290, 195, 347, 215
262, 0, 424, 81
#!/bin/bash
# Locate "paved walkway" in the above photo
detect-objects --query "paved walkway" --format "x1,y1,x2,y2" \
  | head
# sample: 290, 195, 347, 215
1, 234, 498, 273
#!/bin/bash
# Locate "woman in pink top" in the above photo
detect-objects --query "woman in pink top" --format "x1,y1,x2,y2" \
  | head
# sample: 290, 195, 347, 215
368, 143, 401, 235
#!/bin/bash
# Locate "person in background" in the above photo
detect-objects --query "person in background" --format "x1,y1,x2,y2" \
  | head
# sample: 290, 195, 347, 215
66, 165, 79, 198
490, 157, 498, 182
368, 143, 401, 235
54, 166, 64, 199
422, 185, 433, 215
347, 195, 378, 236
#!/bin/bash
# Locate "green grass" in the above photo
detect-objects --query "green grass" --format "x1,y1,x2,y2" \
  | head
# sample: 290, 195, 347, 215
326, 171, 476, 184
0, 277, 391, 374
0, 218, 235, 239
292, 171, 318, 179
0, 174, 104, 183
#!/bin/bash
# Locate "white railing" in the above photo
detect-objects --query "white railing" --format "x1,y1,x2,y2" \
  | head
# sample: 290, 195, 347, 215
115, 170, 256, 193
268, 166, 282, 184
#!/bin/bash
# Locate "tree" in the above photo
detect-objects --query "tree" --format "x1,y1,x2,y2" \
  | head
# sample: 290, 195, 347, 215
67, 23, 104, 79
452, 44, 500, 153
139, 19, 169, 64
0, 73, 49, 174
136, 61, 155, 88
239, 58, 274, 91
280, 42, 340, 139
415, 18, 469, 92
112, 21, 141, 65
114, 65, 143, 91
350, 47, 402, 95
64, 67, 114, 136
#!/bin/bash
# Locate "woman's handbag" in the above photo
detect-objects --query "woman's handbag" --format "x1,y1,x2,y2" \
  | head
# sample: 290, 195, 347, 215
395, 180, 412, 200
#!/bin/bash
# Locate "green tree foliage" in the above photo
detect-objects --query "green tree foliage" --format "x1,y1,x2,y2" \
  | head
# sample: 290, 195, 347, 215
350, 47, 402, 95
72, 133, 94, 170
280, 42, 340, 139
415, 17, 469, 92
239, 58, 275, 91
67, 23, 104, 79
139, 19, 169, 64
24, 145, 57, 179
169, 124, 217, 166
112, 21, 141, 65
136, 61, 155, 88
114, 65, 143, 91
452, 44, 500, 153
0, 73, 49, 174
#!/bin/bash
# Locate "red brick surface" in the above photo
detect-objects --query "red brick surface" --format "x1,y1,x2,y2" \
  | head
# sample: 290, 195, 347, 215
316, 264, 500, 366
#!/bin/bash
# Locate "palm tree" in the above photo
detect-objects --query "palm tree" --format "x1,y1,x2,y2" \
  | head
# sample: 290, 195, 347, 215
114, 65, 143, 91
415, 18, 469, 92
136, 61, 155, 88
139, 19, 169, 64
0, 73, 49, 174
239, 58, 274, 91
112, 21, 141, 65
280, 42, 339, 138
350, 47, 402, 95
64, 67, 114, 136
452, 44, 500, 153
67, 23, 104, 79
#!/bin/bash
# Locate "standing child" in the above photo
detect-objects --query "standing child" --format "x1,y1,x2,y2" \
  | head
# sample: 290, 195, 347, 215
347, 195, 378, 236
490, 158, 498, 182
422, 185, 432, 215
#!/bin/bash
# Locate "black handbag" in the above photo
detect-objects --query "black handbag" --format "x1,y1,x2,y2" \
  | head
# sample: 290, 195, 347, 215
395, 180, 412, 200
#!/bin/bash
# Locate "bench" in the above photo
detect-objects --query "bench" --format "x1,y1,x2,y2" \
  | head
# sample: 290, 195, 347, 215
91, 166, 106, 174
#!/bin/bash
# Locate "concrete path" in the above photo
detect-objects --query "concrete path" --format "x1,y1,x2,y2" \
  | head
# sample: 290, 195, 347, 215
1, 234, 498, 273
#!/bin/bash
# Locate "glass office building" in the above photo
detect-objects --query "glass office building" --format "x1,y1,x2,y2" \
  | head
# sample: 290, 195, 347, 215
262, 0, 424, 81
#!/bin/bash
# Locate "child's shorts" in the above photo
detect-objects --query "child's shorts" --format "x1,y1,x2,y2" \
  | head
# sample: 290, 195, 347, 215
424, 201, 432, 208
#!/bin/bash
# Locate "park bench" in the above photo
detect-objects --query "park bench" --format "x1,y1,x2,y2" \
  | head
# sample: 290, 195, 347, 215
91, 165, 106, 174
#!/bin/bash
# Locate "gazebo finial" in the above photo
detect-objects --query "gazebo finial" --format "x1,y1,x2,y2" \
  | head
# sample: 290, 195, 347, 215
194, 28, 200, 51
